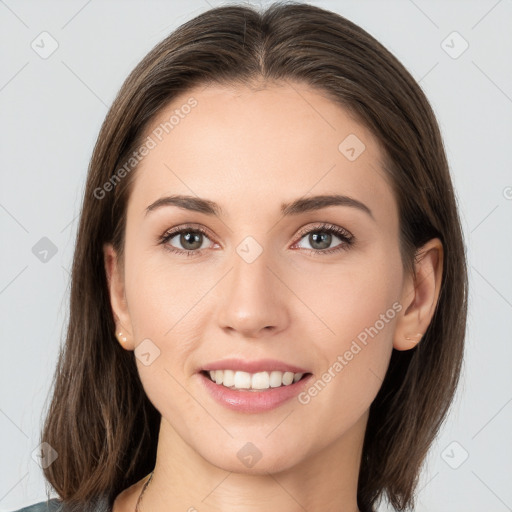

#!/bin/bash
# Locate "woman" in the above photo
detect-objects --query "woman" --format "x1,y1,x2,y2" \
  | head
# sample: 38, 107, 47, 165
13, 2, 467, 511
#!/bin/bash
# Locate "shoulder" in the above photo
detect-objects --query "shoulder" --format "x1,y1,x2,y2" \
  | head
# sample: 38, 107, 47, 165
10, 496, 110, 512
9, 499, 63, 512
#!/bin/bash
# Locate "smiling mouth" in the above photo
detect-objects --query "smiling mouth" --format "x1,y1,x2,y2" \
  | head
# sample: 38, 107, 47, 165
200, 369, 312, 391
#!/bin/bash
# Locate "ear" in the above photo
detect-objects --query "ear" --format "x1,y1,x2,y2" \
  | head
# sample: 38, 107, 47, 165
104, 243, 135, 351
393, 238, 444, 351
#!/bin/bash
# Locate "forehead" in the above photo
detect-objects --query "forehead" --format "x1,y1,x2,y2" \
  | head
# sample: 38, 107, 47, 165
128, 81, 396, 226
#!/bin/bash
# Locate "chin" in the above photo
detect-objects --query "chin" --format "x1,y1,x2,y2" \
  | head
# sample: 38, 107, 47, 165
197, 435, 310, 475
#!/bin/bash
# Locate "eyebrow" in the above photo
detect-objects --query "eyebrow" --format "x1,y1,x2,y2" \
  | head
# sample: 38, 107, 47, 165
145, 193, 374, 220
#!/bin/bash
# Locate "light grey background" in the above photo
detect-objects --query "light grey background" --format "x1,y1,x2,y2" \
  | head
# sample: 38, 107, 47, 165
1, 0, 511, 510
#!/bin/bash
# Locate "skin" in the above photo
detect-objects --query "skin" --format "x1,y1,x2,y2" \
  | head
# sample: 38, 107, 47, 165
105, 81, 443, 512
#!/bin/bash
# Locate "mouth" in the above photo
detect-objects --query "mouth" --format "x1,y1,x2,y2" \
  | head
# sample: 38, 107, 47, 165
196, 358, 314, 412
200, 369, 312, 392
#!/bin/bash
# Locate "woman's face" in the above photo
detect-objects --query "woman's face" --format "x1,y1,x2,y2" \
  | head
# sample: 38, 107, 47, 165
106, 81, 412, 474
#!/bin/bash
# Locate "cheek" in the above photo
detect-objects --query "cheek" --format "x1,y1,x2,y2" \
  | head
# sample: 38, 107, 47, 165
123, 255, 206, 421
125, 247, 207, 339
298, 250, 402, 409
301, 249, 402, 344
123, 253, 212, 418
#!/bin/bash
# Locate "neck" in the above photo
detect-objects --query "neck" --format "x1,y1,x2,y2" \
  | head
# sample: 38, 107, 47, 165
137, 412, 367, 512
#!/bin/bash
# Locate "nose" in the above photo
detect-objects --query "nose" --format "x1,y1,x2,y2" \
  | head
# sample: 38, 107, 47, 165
216, 243, 290, 339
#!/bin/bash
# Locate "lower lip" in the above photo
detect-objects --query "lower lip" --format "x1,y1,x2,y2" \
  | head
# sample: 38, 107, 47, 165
198, 372, 313, 413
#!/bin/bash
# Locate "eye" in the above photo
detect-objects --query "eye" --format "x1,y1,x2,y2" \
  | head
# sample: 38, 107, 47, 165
293, 223, 354, 255
158, 224, 215, 257
158, 222, 355, 257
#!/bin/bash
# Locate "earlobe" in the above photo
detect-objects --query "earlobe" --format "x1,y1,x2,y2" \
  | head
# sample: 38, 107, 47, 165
103, 243, 135, 350
393, 238, 444, 351
115, 330, 134, 350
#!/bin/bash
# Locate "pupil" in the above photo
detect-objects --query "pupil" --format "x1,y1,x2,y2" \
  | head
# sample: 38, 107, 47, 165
310, 232, 331, 250
182, 232, 202, 250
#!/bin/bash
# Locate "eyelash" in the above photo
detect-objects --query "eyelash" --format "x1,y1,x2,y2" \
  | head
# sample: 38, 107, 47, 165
158, 222, 355, 258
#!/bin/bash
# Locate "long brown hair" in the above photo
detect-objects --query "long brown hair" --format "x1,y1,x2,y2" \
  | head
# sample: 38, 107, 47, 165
40, 2, 468, 510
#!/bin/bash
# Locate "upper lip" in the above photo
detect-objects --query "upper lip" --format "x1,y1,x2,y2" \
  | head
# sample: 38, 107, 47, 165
199, 358, 309, 374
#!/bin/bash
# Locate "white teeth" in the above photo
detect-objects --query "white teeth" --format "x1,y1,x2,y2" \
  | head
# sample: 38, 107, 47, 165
205, 370, 305, 390
223, 369, 235, 387
234, 371, 251, 389
251, 371, 269, 389
269, 371, 283, 388
282, 372, 294, 385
